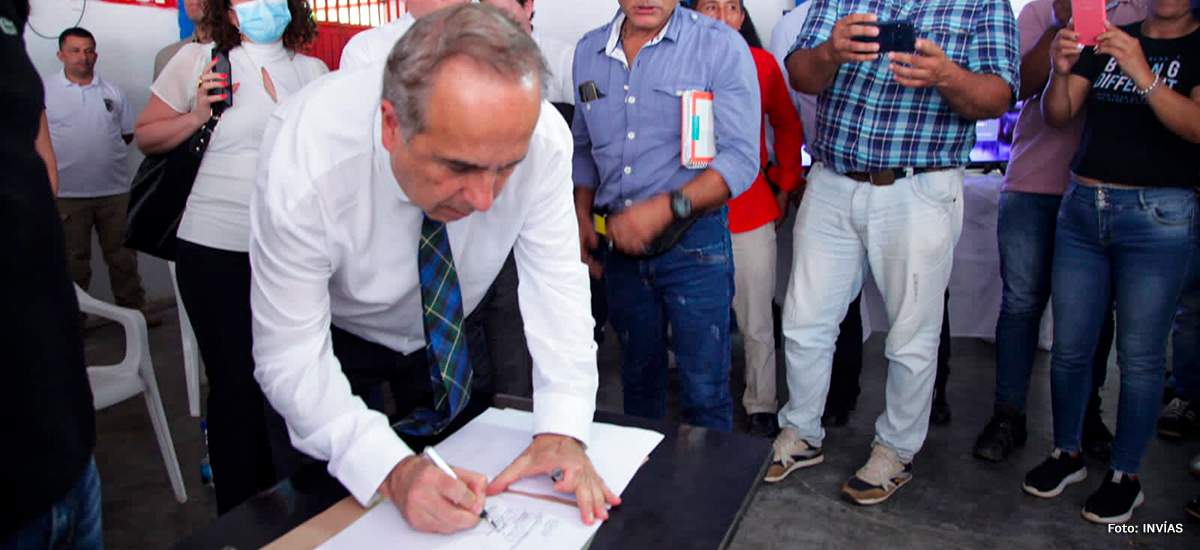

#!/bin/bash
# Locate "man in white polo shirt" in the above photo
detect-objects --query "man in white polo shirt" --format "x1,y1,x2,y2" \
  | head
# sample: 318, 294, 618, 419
45, 27, 151, 319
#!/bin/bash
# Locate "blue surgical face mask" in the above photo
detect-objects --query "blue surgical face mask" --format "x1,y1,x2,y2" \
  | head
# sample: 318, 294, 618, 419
233, 0, 292, 44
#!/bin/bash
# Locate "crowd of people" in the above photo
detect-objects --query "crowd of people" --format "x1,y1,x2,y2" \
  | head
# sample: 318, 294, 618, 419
4, 0, 1199, 548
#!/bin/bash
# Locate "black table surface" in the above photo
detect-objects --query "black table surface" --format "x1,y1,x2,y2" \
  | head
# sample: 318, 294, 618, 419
169, 399, 772, 550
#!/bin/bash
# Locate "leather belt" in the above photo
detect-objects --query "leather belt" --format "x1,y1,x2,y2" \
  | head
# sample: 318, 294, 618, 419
843, 166, 950, 186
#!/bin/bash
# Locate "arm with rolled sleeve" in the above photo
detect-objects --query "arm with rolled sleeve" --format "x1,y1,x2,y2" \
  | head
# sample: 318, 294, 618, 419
706, 32, 761, 201
249, 109, 412, 508
516, 115, 598, 446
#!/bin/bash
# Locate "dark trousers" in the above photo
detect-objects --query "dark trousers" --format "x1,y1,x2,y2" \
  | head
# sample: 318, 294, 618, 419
825, 291, 952, 414
175, 240, 286, 514
329, 326, 494, 449
479, 252, 534, 398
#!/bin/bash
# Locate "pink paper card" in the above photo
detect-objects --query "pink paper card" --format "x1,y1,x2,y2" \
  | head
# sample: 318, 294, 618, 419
1071, 0, 1109, 46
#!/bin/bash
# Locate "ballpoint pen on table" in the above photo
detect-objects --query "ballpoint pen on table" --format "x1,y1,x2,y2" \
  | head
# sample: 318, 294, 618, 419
422, 447, 500, 531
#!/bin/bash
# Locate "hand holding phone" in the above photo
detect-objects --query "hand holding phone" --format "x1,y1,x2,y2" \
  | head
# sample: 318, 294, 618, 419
852, 20, 916, 53
209, 50, 233, 111
824, 13, 885, 64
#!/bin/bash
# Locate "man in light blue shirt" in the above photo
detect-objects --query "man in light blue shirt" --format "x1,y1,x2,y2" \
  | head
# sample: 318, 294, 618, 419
572, 0, 759, 432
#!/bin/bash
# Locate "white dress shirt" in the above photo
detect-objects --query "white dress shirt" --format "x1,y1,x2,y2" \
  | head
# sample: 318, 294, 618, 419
43, 72, 135, 198
338, 13, 415, 71
250, 63, 599, 507
531, 28, 575, 105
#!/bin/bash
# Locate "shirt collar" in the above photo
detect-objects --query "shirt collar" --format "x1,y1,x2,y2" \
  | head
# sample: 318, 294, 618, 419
58, 69, 98, 89
372, 106, 413, 205
602, 5, 682, 59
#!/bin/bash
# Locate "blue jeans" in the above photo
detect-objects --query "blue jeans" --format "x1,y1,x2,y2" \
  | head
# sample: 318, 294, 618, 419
1171, 246, 1200, 401
605, 208, 735, 432
1050, 181, 1197, 474
2, 457, 103, 550
995, 191, 1111, 413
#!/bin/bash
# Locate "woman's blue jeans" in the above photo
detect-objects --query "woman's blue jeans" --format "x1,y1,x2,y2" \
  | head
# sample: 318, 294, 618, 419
1050, 181, 1197, 474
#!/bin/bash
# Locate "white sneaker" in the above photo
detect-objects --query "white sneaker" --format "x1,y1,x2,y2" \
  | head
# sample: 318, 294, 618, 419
764, 428, 824, 483
841, 444, 912, 505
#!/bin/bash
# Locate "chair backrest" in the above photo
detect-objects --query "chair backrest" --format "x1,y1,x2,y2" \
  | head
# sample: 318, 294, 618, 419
74, 285, 154, 409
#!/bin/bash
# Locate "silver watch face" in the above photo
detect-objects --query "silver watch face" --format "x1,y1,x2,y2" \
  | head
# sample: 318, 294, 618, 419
672, 192, 691, 218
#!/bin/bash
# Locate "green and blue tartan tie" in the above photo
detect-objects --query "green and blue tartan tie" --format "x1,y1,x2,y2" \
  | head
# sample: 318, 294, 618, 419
395, 216, 472, 436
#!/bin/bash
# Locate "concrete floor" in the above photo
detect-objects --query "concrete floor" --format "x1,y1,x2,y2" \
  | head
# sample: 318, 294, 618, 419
84, 307, 1200, 549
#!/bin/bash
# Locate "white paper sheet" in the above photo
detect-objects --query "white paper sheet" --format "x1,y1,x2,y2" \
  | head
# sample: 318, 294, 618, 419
315, 408, 664, 550
435, 408, 664, 501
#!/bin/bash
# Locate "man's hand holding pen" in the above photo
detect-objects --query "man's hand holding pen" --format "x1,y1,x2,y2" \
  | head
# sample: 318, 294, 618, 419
380, 434, 621, 533
378, 454, 489, 534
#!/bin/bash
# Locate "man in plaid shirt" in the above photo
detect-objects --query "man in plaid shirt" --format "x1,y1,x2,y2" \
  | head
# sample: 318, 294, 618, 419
766, 0, 1018, 505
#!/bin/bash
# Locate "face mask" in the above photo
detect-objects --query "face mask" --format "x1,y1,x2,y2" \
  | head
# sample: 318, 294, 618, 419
234, 0, 292, 44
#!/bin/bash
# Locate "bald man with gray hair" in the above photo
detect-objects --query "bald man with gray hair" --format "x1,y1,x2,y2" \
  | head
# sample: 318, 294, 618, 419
251, 3, 618, 534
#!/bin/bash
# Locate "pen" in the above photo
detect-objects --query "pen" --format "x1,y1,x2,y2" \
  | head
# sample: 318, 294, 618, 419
422, 447, 499, 531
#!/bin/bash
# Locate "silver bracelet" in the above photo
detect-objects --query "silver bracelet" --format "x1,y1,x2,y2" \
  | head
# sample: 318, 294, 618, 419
1137, 74, 1161, 98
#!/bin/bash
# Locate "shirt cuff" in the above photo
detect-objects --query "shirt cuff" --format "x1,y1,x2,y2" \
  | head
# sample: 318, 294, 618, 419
709, 155, 756, 199
532, 391, 594, 449
331, 419, 414, 507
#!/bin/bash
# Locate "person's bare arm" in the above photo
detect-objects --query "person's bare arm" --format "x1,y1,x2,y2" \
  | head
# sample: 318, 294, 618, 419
786, 13, 881, 95
135, 57, 225, 155
1093, 22, 1200, 143
1041, 25, 1090, 127
1019, 0, 1072, 101
1019, 27, 1059, 101
889, 39, 1013, 121
604, 169, 731, 255
35, 111, 58, 196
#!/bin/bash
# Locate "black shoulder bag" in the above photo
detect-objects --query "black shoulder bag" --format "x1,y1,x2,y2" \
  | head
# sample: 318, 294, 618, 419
124, 49, 231, 261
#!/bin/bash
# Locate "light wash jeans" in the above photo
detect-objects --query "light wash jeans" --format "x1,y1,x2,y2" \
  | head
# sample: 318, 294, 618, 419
779, 164, 963, 461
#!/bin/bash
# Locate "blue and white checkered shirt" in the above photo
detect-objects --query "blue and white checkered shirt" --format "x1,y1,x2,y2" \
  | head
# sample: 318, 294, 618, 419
793, 0, 1019, 173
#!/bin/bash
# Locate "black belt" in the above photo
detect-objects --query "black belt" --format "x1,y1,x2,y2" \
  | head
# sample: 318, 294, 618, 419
843, 166, 951, 186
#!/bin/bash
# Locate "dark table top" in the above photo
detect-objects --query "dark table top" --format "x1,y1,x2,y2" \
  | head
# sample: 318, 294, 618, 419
169, 399, 771, 550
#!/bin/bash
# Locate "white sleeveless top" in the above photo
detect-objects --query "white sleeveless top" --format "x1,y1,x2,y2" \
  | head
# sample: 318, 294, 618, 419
151, 41, 328, 252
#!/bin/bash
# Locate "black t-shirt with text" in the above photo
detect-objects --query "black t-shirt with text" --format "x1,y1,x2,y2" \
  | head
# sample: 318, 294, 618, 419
1071, 22, 1200, 188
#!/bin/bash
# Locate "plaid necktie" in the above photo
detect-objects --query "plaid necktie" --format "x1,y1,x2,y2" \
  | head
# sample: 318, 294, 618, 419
395, 216, 472, 436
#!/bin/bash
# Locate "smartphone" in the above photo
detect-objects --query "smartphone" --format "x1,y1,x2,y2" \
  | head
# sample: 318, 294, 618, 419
209, 49, 233, 110
1071, 0, 1108, 46
852, 20, 916, 53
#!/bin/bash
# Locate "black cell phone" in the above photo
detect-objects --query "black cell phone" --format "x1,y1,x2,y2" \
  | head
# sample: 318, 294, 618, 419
209, 49, 232, 110
852, 20, 916, 53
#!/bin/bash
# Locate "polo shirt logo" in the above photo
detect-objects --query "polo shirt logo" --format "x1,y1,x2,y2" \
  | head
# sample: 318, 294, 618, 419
0, 17, 17, 36
103, 98, 114, 112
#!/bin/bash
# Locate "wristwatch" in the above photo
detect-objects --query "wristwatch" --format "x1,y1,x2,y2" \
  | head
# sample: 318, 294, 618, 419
669, 190, 692, 220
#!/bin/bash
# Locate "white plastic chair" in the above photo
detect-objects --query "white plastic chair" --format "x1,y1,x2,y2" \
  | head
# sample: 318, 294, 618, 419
76, 285, 188, 503
169, 261, 206, 418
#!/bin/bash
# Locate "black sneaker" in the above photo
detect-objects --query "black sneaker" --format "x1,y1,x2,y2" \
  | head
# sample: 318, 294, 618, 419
1023, 449, 1087, 498
1157, 397, 1198, 440
1082, 406, 1114, 462
747, 412, 780, 439
930, 396, 952, 426
973, 404, 1027, 462
1082, 470, 1144, 524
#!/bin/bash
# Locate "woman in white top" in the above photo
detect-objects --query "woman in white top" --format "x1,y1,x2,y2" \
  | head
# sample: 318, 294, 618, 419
133, 0, 327, 515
